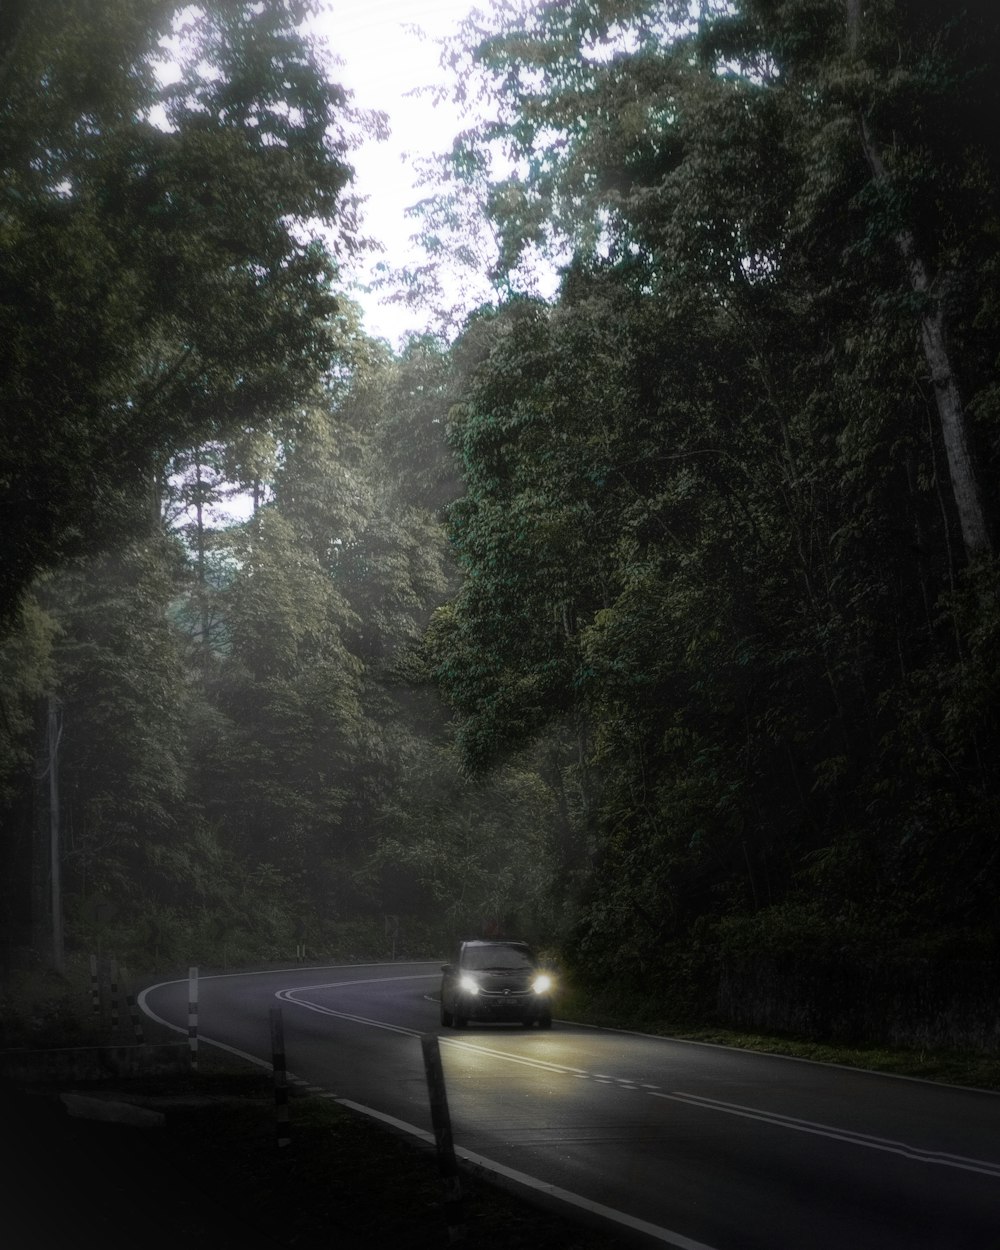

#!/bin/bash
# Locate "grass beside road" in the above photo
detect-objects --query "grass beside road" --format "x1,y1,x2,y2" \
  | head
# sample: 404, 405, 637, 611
662, 1029, 1000, 1090
556, 988, 1000, 1092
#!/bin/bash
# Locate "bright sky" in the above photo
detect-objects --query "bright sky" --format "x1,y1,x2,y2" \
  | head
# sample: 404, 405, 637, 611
307, 0, 484, 347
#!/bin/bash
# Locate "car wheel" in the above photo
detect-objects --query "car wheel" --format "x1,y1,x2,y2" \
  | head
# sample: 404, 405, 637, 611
453, 1008, 467, 1028
537, 1011, 552, 1029
440, 1000, 453, 1027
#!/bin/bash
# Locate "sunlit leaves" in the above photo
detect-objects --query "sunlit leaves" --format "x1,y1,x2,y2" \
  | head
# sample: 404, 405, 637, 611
0, 0, 361, 622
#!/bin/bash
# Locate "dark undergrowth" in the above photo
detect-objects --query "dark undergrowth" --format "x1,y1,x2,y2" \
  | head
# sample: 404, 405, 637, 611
2, 1057, 632, 1250
557, 986, 1000, 1091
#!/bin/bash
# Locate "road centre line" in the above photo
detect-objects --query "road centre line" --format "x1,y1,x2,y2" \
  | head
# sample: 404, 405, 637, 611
275, 992, 418, 1038
445, 1039, 592, 1078
278, 985, 595, 1077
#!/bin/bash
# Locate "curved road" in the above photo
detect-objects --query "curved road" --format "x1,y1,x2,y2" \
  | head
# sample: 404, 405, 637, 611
139, 962, 1000, 1249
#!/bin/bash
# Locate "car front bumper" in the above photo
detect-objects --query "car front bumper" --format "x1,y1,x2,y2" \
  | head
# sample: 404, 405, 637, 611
458, 992, 550, 1021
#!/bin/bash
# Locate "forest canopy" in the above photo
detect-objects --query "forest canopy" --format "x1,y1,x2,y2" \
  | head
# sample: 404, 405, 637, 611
2, 0, 998, 1041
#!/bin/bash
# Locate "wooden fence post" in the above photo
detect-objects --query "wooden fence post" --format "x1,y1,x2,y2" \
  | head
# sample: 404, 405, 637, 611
121, 964, 145, 1043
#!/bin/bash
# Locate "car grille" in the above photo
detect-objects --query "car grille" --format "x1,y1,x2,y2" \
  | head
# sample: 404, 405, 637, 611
477, 974, 532, 996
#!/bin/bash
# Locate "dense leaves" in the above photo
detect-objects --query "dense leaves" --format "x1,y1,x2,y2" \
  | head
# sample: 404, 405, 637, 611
3, 1, 999, 1042
426, 0, 1000, 996
0, 0, 359, 626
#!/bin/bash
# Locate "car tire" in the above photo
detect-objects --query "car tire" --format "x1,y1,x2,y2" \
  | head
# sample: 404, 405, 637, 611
538, 1011, 552, 1029
440, 1000, 453, 1027
453, 1009, 467, 1028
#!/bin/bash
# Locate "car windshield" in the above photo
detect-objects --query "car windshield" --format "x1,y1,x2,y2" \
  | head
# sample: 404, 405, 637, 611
462, 944, 534, 971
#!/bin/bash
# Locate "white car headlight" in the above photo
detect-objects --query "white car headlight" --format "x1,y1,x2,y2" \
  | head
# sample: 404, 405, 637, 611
532, 974, 552, 994
458, 974, 480, 994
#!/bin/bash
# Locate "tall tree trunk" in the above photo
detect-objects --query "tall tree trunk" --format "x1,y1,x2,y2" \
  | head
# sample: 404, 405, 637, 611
195, 452, 210, 650
846, 1, 992, 561
47, 694, 64, 975
150, 448, 168, 527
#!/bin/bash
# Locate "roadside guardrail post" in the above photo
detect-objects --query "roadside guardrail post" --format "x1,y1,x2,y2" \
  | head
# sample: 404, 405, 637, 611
90, 953, 100, 1016
188, 966, 198, 1071
121, 964, 145, 1043
109, 957, 121, 1035
420, 1033, 466, 1243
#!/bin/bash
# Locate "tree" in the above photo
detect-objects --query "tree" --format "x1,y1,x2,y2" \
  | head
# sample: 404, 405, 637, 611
426, 0, 1000, 990
438, 0, 998, 561
0, 0, 365, 627
750, 0, 997, 560
2, 536, 196, 959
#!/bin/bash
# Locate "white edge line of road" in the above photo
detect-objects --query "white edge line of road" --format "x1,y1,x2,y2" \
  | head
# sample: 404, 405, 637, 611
334, 1098, 719, 1250
136, 968, 720, 1250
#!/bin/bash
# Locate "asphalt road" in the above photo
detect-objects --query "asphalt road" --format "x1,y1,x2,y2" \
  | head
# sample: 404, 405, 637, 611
139, 962, 1000, 1250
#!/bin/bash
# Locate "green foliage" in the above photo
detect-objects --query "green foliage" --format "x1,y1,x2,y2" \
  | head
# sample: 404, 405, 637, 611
0, 961, 106, 1049
373, 744, 557, 938
32, 538, 188, 895
4, 0, 1000, 1059
0, 0, 361, 626
426, 0, 1000, 1009
0, 599, 55, 804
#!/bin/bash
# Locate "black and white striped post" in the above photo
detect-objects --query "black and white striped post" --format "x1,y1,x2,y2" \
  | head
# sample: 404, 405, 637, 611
121, 964, 145, 1044
269, 1007, 291, 1149
188, 966, 199, 1071
89, 954, 100, 1016
109, 957, 121, 1036
420, 1033, 466, 1244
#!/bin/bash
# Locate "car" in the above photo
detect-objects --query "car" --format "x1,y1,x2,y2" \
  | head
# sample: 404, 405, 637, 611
440, 939, 554, 1029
